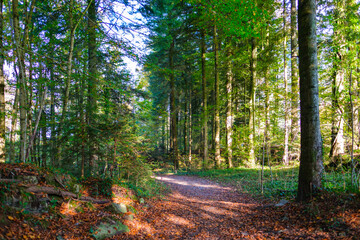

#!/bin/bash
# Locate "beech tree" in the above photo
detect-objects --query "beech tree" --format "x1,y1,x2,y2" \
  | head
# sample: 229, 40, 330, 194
297, 0, 323, 201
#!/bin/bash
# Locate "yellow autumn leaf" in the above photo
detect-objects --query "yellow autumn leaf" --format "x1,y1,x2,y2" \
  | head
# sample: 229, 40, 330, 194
7, 216, 14, 221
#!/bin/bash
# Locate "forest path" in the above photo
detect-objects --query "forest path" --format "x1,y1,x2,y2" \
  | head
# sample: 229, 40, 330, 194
120, 174, 349, 239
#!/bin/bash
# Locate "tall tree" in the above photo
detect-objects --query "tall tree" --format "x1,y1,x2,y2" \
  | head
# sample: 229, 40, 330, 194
225, 45, 233, 168
201, 30, 208, 168
282, 0, 289, 165
213, 25, 221, 168
290, 0, 299, 145
248, 38, 257, 166
87, 0, 98, 172
0, 0, 4, 163
297, 0, 323, 201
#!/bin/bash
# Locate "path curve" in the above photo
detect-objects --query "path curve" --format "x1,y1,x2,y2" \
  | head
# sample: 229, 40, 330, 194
119, 174, 347, 239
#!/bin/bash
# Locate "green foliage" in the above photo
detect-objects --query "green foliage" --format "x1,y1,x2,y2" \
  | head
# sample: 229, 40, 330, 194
80, 177, 113, 198
117, 178, 169, 198
181, 166, 360, 199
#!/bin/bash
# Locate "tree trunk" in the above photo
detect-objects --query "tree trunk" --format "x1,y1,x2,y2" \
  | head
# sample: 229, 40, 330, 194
0, 0, 5, 163
329, 70, 345, 158
297, 0, 323, 202
188, 76, 192, 164
12, 0, 27, 163
169, 38, 179, 170
87, 0, 98, 174
41, 109, 47, 167
283, 0, 289, 165
290, 0, 299, 144
214, 25, 221, 168
248, 38, 257, 166
9, 87, 19, 163
329, 0, 346, 160
226, 45, 233, 168
201, 30, 208, 168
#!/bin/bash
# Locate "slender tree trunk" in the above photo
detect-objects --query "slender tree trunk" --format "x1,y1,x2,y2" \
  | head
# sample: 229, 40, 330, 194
87, 0, 98, 174
283, 0, 289, 165
226, 45, 233, 168
290, 0, 299, 145
329, 1, 345, 160
169, 38, 179, 170
0, 0, 5, 163
12, 0, 27, 163
214, 25, 221, 168
297, 0, 323, 202
41, 110, 47, 167
188, 77, 192, 164
26, 88, 46, 160
329, 70, 345, 158
201, 30, 208, 168
9, 87, 19, 163
248, 38, 257, 166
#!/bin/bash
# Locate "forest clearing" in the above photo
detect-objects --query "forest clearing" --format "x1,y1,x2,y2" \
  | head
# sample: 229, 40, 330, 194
1, 0, 360, 239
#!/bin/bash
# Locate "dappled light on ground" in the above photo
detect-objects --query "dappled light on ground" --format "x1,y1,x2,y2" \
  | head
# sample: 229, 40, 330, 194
117, 174, 360, 239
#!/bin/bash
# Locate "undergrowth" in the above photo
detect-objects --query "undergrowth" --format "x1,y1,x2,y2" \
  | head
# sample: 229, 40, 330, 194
178, 165, 360, 199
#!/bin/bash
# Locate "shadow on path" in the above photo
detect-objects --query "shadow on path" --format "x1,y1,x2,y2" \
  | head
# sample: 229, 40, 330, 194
118, 174, 358, 239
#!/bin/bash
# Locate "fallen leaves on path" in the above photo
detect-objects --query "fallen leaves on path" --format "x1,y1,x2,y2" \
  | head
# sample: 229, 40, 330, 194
116, 174, 360, 240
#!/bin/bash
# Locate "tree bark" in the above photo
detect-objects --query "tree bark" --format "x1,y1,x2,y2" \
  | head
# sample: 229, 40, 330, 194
283, 0, 289, 165
0, 0, 5, 163
87, 0, 98, 174
297, 0, 323, 202
248, 38, 257, 166
169, 38, 179, 170
226, 45, 233, 168
201, 30, 208, 168
214, 25, 221, 168
290, 0, 299, 144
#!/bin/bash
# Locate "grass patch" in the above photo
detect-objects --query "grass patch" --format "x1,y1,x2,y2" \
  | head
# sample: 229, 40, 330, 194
180, 164, 360, 199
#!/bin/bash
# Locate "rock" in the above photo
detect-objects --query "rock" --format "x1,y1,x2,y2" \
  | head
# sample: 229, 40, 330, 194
73, 184, 81, 194
19, 176, 38, 185
107, 203, 127, 214
127, 205, 137, 214
275, 199, 289, 207
92, 220, 129, 240
124, 214, 134, 221
45, 174, 56, 185
139, 198, 145, 204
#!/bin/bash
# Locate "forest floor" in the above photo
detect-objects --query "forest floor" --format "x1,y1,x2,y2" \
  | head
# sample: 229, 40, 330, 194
120, 174, 360, 240
1, 163, 360, 239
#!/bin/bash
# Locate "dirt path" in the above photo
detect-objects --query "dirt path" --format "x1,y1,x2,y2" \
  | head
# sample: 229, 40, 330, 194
119, 174, 358, 239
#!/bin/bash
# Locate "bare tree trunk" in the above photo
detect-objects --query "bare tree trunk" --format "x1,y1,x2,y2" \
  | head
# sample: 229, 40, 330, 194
214, 25, 221, 168
87, 0, 98, 174
283, 0, 289, 165
169, 38, 179, 170
26, 88, 46, 160
188, 77, 192, 164
297, 0, 323, 202
226, 45, 233, 168
12, 0, 27, 163
9, 86, 19, 163
0, 0, 5, 163
201, 30, 208, 168
290, 0, 299, 145
41, 110, 47, 167
248, 38, 257, 166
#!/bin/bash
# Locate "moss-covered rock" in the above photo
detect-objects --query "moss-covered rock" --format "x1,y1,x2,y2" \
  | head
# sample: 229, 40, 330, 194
92, 218, 129, 240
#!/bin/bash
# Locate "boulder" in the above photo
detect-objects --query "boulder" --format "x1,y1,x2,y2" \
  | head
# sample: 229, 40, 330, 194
19, 175, 38, 185
92, 219, 129, 240
275, 199, 289, 207
106, 203, 127, 214
124, 214, 134, 221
